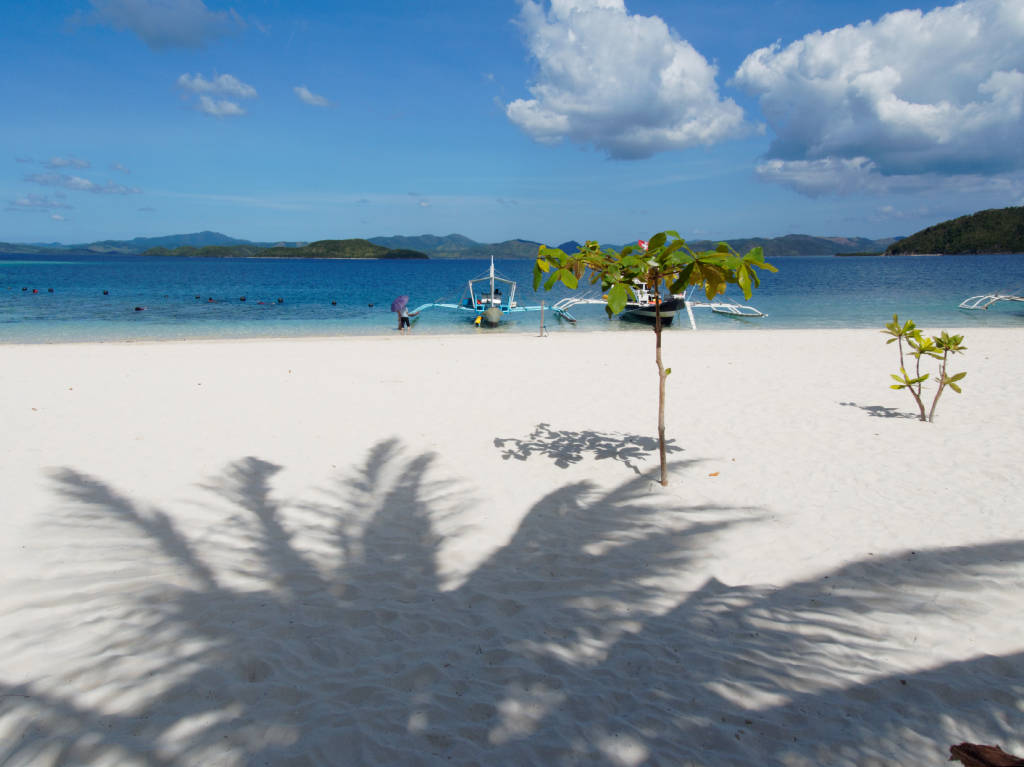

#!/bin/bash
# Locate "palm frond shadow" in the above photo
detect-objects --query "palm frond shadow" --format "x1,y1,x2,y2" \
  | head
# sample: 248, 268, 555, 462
0, 440, 1020, 765
494, 422, 684, 474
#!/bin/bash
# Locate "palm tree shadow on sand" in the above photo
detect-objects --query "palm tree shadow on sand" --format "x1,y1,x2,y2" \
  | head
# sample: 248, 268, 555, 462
0, 439, 1020, 765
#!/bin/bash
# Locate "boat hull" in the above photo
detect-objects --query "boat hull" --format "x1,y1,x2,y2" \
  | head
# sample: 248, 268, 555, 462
481, 307, 504, 325
619, 296, 686, 325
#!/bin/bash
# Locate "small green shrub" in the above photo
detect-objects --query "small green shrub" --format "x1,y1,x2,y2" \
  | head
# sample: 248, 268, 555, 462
882, 315, 967, 422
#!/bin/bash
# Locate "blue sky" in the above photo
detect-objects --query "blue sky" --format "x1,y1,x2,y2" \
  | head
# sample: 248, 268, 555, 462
3, 0, 1023, 245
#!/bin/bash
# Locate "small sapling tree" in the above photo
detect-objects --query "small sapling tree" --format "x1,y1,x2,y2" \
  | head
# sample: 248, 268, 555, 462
882, 314, 967, 422
534, 232, 775, 486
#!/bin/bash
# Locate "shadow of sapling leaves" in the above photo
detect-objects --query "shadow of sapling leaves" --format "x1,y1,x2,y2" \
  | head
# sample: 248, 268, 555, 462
839, 401, 920, 419
494, 422, 683, 474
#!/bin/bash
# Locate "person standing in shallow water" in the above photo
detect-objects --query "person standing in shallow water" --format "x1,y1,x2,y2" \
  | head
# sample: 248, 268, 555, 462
398, 305, 414, 334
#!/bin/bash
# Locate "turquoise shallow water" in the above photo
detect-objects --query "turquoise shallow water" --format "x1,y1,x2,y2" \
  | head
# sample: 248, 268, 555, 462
2, 253, 1023, 342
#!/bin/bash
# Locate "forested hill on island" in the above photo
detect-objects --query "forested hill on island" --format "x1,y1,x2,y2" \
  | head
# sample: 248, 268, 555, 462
141, 239, 428, 260
886, 206, 1024, 255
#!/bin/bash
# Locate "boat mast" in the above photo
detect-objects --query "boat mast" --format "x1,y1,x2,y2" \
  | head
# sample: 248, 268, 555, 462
489, 255, 495, 300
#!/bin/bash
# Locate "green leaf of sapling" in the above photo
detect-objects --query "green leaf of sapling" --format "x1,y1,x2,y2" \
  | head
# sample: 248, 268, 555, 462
606, 283, 629, 314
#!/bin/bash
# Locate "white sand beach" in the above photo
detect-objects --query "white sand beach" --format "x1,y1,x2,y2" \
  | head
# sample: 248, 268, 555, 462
1, 328, 1022, 766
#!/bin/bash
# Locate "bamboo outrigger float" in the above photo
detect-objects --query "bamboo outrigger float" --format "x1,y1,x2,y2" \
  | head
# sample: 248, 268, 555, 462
959, 287, 1024, 311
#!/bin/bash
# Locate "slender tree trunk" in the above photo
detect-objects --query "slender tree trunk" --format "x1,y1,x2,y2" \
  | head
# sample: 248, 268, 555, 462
928, 351, 948, 422
898, 336, 927, 421
654, 283, 668, 486
912, 346, 928, 421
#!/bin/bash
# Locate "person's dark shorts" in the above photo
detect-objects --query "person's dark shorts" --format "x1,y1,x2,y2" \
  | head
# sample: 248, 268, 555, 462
399, 316, 411, 328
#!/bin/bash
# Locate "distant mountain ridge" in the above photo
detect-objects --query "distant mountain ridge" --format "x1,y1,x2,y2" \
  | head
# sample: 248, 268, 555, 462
0, 231, 308, 256
370, 233, 898, 258
886, 206, 1024, 255
3, 229, 898, 258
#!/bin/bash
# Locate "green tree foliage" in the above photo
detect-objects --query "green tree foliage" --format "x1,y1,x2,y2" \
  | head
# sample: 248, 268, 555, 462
534, 232, 776, 486
882, 315, 967, 422
886, 206, 1024, 255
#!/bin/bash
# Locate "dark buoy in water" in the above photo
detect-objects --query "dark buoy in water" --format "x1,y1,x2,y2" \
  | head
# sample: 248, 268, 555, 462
48, 288, 54, 293
208, 297, 215, 302
368, 303, 374, 307
240, 296, 246, 302
134, 306, 145, 311
331, 301, 337, 306
277, 297, 283, 304
195, 295, 200, 299
32, 289, 38, 294
103, 290, 109, 295
22, 287, 27, 291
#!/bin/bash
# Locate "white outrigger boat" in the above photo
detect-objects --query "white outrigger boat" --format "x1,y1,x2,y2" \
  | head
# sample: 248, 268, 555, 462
551, 284, 765, 330
959, 287, 1024, 311
411, 257, 579, 326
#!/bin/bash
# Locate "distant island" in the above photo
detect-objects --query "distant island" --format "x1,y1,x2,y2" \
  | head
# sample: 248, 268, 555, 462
142, 239, 428, 260
886, 206, 1024, 255
4, 208, 1021, 260
370, 233, 900, 259
1, 229, 901, 260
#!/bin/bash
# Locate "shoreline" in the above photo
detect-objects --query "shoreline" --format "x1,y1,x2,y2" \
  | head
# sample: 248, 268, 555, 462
2, 321, 1021, 346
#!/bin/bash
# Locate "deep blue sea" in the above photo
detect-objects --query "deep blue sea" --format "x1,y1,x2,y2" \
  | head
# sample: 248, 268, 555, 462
2, 253, 1023, 342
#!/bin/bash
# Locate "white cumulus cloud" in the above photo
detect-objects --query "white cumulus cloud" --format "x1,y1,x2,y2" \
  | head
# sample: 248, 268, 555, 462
506, 0, 746, 159
293, 85, 329, 107
6, 193, 73, 212
178, 73, 257, 98
197, 95, 246, 117
45, 156, 91, 169
88, 0, 242, 49
734, 0, 1024, 193
25, 172, 141, 195
177, 73, 256, 117
755, 157, 1024, 201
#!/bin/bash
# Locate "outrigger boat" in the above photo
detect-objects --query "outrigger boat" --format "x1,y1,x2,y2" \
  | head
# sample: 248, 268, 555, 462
411, 257, 579, 326
551, 284, 765, 330
959, 287, 1024, 311
547, 238, 765, 328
